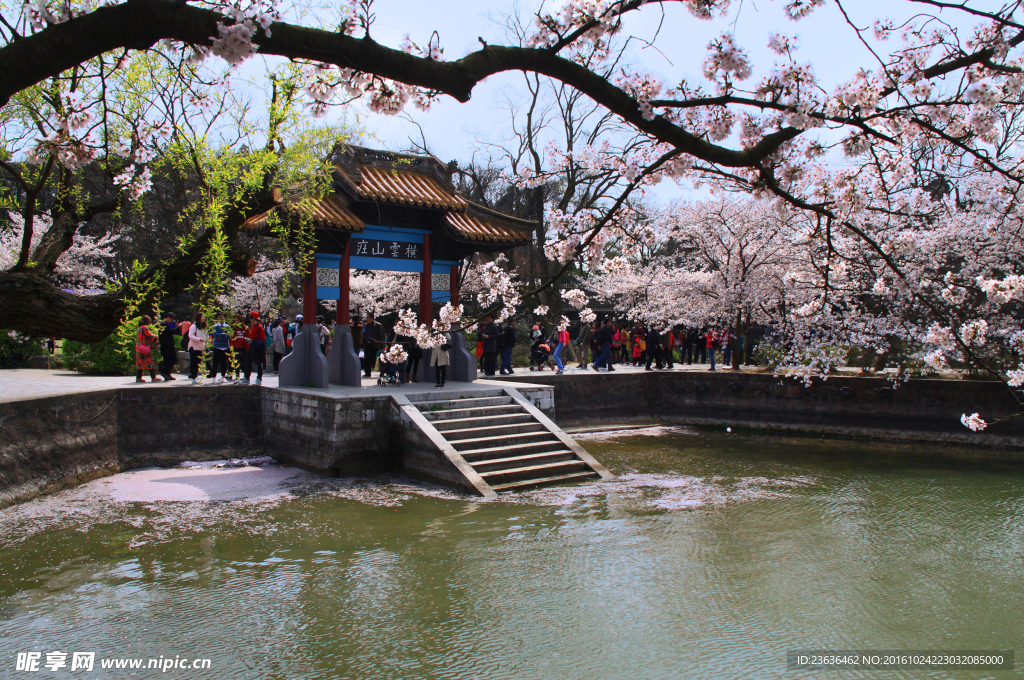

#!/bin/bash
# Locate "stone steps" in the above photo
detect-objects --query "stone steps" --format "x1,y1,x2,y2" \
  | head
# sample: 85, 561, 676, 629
430, 413, 536, 431
450, 431, 560, 452
478, 460, 592, 484
424, 407, 526, 424
489, 471, 600, 492
441, 422, 548, 441
471, 450, 578, 472
412, 388, 607, 493
407, 388, 506, 403
414, 396, 513, 411
459, 439, 570, 461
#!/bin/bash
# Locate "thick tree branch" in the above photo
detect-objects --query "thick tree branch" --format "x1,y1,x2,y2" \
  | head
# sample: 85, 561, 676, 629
0, 0, 796, 169
0, 179, 278, 342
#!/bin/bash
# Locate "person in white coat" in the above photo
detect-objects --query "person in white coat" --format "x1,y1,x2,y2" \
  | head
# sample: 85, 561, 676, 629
430, 334, 451, 388
270, 319, 287, 373
187, 314, 208, 384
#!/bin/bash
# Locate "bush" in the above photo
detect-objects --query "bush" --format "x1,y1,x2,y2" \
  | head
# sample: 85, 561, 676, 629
0, 330, 39, 369
752, 343, 787, 369
62, 319, 140, 375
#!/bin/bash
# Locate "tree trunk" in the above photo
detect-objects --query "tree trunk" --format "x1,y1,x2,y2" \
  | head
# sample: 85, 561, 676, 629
732, 309, 744, 370
0, 183, 278, 342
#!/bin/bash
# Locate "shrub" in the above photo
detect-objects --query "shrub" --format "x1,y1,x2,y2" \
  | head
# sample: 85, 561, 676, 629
0, 330, 39, 369
62, 319, 140, 375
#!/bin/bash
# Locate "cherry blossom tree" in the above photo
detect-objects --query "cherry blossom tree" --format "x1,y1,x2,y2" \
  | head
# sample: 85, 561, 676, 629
0, 211, 118, 291
6, 0, 1024, 429
349, 271, 420, 317
219, 258, 288, 316
0, 45, 347, 341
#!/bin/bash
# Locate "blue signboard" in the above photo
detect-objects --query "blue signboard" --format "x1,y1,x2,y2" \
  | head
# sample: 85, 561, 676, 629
313, 225, 461, 300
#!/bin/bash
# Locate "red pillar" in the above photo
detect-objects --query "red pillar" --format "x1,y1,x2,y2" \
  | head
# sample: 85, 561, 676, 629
450, 264, 460, 306
303, 259, 317, 323
419, 235, 432, 324
337, 241, 351, 325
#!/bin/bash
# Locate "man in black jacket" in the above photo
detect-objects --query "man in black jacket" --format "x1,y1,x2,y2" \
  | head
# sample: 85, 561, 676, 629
646, 324, 663, 370
158, 312, 179, 380
681, 326, 694, 365
481, 314, 499, 376
499, 320, 516, 374
594, 318, 615, 371
361, 312, 386, 377
691, 328, 706, 364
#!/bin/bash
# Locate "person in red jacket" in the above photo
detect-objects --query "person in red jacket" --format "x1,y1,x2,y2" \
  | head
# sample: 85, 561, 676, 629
230, 314, 249, 382
244, 311, 267, 385
704, 327, 718, 371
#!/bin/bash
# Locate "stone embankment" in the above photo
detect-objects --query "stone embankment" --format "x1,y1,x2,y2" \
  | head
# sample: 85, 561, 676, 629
503, 370, 1024, 457
0, 386, 261, 509
2, 370, 1023, 509
0, 381, 559, 508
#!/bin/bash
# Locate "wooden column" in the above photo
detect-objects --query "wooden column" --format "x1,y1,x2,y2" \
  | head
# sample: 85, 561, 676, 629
303, 259, 317, 323
337, 240, 351, 324
450, 264, 460, 306
419, 234, 432, 324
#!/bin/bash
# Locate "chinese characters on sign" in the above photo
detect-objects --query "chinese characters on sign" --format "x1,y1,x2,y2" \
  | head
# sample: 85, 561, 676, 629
351, 239, 421, 261
15, 651, 213, 672
17, 652, 94, 672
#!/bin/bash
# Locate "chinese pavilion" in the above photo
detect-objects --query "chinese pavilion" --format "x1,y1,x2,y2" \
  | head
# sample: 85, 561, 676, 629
242, 143, 536, 387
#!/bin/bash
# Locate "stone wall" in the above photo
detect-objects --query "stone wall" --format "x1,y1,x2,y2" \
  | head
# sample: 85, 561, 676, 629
118, 386, 263, 466
0, 382, 553, 508
503, 371, 1024, 454
5, 370, 1019, 510
0, 386, 264, 509
260, 388, 399, 475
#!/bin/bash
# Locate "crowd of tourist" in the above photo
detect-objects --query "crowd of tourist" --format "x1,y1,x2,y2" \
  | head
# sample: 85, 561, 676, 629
136, 310, 283, 385
467, 317, 770, 376
135, 309, 771, 386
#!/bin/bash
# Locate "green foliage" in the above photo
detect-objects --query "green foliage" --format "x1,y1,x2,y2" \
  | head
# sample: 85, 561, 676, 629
512, 343, 531, 367
160, 98, 345, 338
114, 263, 163, 364
63, 318, 140, 375
752, 343, 787, 369
0, 330, 39, 369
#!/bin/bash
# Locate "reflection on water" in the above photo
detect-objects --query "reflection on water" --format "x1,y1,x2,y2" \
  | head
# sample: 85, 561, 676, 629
0, 429, 1022, 679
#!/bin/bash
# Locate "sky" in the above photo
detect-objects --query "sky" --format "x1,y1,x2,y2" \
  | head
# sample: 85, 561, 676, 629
252, 0, 985, 205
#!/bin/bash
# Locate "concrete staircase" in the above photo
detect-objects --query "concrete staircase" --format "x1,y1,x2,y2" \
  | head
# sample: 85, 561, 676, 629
406, 388, 612, 493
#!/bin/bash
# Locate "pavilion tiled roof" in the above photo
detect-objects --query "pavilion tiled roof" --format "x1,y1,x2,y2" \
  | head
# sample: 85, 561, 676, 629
334, 163, 469, 211
240, 192, 365, 235
444, 203, 534, 245
243, 146, 538, 247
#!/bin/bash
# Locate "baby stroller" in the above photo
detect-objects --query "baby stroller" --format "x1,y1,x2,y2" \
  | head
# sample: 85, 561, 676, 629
377, 359, 403, 386
530, 343, 553, 371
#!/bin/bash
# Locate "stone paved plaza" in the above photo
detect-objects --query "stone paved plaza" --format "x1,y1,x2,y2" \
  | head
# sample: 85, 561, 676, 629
0, 359, 765, 403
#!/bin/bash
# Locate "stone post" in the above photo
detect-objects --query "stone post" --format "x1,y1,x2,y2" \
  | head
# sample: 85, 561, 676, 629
328, 323, 362, 387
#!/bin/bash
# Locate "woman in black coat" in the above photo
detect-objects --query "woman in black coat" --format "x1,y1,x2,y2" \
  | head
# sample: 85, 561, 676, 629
157, 312, 179, 380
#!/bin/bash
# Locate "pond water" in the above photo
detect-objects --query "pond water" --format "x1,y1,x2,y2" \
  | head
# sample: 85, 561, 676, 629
0, 428, 1022, 679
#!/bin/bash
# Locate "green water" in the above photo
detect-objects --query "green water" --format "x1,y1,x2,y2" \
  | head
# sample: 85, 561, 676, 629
0, 429, 1022, 679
